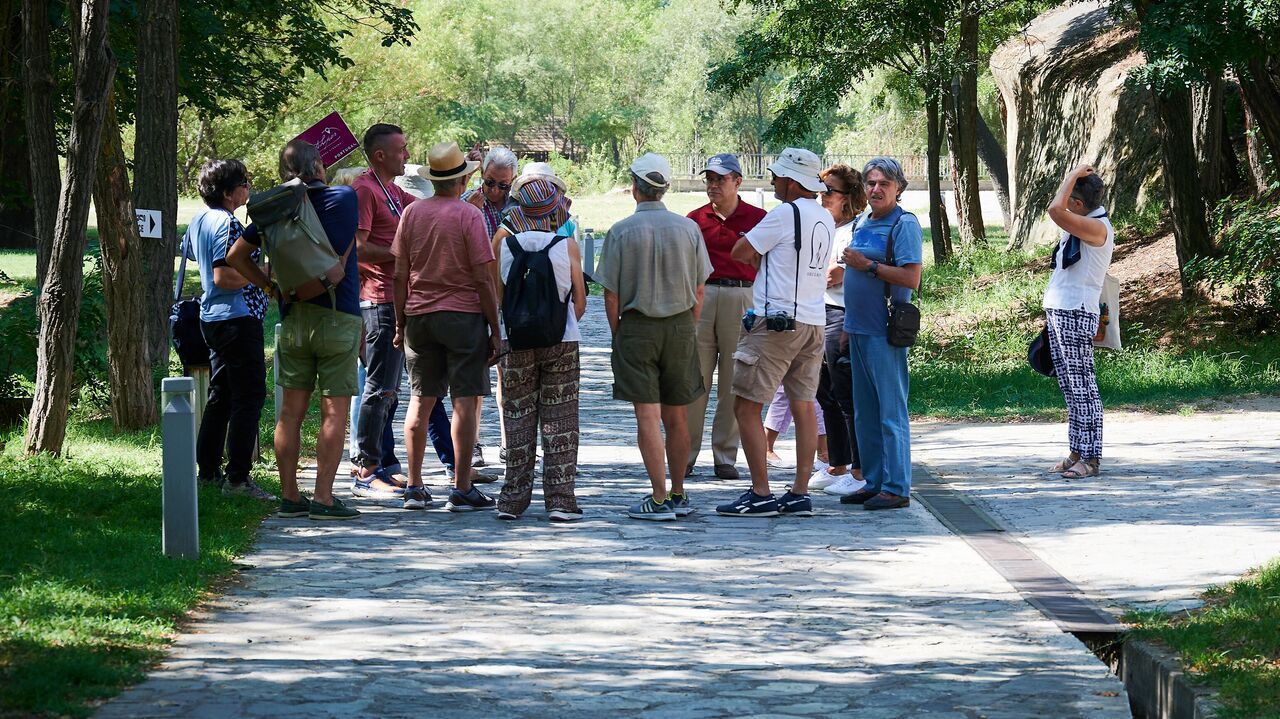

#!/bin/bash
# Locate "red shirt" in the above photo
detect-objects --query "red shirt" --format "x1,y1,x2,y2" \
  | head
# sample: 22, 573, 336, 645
353, 170, 414, 304
688, 199, 766, 282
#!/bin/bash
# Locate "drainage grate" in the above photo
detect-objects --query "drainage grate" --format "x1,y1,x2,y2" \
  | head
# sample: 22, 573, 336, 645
912, 466, 1124, 635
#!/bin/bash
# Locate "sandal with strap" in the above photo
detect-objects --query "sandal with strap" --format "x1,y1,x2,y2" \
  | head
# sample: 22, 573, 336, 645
1062, 458, 1100, 479
1050, 453, 1082, 473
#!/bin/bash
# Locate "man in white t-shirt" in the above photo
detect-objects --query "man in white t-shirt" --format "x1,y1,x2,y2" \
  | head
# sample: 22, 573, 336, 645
715, 147, 835, 518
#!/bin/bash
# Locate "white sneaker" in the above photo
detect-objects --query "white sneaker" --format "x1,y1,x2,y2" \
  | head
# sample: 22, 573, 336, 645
766, 454, 795, 470
813, 458, 830, 474
823, 473, 867, 496
809, 467, 839, 490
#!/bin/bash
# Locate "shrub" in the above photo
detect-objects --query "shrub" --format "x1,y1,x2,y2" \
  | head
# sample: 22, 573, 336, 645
1187, 195, 1280, 319
544, 151, 626, 196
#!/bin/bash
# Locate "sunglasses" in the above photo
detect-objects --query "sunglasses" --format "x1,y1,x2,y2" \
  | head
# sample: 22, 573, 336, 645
484, 178, 512, 191
821, 187, 849, 197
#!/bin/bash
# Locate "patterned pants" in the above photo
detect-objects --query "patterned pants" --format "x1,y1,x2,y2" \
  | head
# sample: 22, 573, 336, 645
498, 341, 581, 515
1046, 308, 1103, 459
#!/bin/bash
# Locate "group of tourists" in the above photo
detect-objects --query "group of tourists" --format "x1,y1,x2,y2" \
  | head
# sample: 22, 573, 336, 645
185, 121, 1114, 523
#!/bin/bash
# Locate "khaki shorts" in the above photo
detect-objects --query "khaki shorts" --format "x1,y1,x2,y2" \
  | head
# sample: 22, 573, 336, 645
611, 310, 703, 406
277, 303, 362, 396
731, 320, 824, 404
404, 311, 492, 398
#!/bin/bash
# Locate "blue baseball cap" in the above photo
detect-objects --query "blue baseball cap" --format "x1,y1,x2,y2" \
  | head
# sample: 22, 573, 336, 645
701, 153, 743, 177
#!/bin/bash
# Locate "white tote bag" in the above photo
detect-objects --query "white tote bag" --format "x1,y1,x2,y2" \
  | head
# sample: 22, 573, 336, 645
1093, 273, 1122, 351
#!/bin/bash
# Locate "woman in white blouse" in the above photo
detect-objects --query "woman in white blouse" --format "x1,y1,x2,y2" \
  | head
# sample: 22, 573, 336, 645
1043, 164, 1114, 479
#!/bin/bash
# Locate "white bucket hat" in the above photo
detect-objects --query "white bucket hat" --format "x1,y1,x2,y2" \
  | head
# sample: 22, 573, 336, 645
767, 147, 826, 193
510, 161, 567, 195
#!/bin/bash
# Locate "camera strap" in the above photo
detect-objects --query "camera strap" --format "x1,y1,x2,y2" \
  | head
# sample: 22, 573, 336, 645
883, 210, 921, 303
761, 201, 805, 320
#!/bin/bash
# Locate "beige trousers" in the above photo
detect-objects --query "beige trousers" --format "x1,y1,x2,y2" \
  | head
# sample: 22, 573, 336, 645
686, 283, 753, 468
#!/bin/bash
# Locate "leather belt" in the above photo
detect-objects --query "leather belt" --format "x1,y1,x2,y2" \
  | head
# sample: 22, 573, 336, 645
706, 278, 753, 287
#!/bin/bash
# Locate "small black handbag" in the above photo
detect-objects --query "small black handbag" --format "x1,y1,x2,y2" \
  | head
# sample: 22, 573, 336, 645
1027, 324, 1056, 377
170, 231, 211, 368
883, 214, 920, 348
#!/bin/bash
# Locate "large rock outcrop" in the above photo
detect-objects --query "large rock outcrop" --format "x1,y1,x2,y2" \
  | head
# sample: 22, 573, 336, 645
992, 1, 1163, 248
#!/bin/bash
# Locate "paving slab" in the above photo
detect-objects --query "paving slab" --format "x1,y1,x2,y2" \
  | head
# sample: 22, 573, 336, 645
98, 295, 1127, 718
913, 398, 1280, 612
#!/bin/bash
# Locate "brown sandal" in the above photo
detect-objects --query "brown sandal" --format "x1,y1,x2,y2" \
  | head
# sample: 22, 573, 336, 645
1050, 453, 1082, 473
1062, 458, 1100, 479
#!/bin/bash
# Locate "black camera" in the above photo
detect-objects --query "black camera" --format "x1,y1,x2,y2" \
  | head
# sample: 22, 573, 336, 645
765, 312, 796, 332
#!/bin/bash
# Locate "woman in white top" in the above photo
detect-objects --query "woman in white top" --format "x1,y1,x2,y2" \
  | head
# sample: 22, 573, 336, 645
809, 164, 867, 496
490, 178, 587, 521
1043, 164, 1114, 478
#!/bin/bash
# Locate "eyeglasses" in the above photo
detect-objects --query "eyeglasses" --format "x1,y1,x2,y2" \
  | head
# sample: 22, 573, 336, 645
238, 180, 252, 189
484, 178, 511, 191
821, 188, 849, 197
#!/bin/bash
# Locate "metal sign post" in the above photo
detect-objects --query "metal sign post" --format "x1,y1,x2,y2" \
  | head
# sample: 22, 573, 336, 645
161, 377, 199, 559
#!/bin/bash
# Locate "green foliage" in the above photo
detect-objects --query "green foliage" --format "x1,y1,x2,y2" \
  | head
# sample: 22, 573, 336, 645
1127, 0, 1280, 91
1111, 196, 1167, 238
544, 152, 626, 196
0, 250, 111, 414
1128, 558, 1280, 718
0, 432, 273, 717
1187, 195, 1280, 316
911, 241, 1280, 419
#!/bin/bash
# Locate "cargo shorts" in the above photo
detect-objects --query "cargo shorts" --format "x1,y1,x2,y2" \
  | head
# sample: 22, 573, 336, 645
611, 310, 703, 406
278, 302, 362, 396
730, 320, 825, 404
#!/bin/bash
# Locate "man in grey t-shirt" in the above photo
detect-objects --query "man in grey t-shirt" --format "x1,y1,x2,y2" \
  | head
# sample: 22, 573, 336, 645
595, 152, 713, 521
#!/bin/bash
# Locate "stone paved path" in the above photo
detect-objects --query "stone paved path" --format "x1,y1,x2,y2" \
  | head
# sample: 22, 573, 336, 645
913, 398, 1280, 612
99, 298, 1128, 718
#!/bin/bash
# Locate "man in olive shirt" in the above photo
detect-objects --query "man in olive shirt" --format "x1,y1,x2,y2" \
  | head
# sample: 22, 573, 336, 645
595, 153, 713, 521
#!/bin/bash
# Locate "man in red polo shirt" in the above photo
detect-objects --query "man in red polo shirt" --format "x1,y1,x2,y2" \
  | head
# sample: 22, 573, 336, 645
685, 154, 767, 480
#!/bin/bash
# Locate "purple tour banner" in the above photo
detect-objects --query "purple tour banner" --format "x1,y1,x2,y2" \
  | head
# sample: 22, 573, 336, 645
295, 112, 360, 168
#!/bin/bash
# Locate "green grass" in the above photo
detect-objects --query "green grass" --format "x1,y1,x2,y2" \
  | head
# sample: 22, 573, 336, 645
909, 242, 1280, 419
0, 421, 276, 718
1127, 559, 1280, 718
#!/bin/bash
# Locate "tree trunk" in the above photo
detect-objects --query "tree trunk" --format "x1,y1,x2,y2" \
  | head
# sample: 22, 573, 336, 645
925, 85, 952, 263
942, 1, 985, 248
1151, 84, 1214, 296
21, 0, 60, 289
975, 110, 1012, 236
0, 0, 36, 251
133, 0, 179, 368
94, 90, 158, 430
1243, 101, 1274, 195
1238, 57, 1280, 170
1192, 78, 1226, 203
24, 0, 115, 455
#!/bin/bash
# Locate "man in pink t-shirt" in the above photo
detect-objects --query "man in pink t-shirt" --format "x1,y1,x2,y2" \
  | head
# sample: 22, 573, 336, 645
393, 141, 501, 513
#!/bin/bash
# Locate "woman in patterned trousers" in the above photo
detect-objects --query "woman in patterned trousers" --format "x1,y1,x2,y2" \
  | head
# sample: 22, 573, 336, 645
491, 176, 587, 521
1043, 164, 1114, 479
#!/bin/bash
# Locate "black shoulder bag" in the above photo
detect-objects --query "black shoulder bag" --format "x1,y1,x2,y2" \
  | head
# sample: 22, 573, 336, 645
170, 229, 212, 368
884, 213, 921, 348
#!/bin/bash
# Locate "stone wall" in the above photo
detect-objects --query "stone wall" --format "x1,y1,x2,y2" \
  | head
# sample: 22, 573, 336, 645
991, 1, 1163, 248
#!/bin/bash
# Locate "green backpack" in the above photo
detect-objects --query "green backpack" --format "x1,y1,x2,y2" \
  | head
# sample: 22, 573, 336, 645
246, 178, 353, 304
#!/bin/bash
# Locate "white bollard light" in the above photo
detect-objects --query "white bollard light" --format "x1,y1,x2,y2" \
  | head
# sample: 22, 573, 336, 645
161, 376, 199, 559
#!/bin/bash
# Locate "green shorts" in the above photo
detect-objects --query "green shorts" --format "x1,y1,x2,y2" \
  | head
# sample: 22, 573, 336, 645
277, 303, 362, 396
611, 310, 703, 406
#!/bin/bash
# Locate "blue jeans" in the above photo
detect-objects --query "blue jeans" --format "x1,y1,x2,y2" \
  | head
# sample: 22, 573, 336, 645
848, 333, 911, 497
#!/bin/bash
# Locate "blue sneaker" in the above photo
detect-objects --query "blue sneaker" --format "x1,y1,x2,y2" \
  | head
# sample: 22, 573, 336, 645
627, 494, 676, 521
668, 492, 695, 517
402, 484, 432, 510
777, 490, 814, 517
351, 468, 404, 498
444, 486, 496, 512
716, 489, 780, 517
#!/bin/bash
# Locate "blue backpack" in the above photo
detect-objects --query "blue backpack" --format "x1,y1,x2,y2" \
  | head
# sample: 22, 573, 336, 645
502, 234, 570, 350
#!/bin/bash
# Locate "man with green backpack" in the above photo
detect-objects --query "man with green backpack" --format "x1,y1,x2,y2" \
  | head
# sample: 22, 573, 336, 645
227, 139, 363, 521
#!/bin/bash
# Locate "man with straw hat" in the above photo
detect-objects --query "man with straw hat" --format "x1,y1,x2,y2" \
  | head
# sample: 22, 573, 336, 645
489, 177, 587, 522
595, 152, 713, 521
392, 141, 501, 513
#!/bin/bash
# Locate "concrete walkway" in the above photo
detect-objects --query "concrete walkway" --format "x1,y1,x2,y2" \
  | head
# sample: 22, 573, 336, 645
99, 298, 1130, 718
913, 398, 1280, 612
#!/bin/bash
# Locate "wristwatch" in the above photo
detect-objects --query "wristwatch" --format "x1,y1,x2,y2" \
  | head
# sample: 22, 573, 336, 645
867, 261, 880, 278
